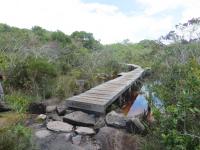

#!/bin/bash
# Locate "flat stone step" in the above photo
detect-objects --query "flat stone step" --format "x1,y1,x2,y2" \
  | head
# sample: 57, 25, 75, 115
63, 111, 96, 127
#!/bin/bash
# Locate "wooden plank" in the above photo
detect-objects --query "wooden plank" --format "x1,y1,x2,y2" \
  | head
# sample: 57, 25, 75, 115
93, 83, 125, 89
80, 93, 114, 99
78, 95, 112, 100
68, 96, 107, 103
85, 90, 117, 95
67, 98, 104, 105
91, 88, 123, 92
84, 91, 113, 96
66, 100, 105, 113
67, 97, 105, 104
94, 87, 125, 92
95, 83, 127, 88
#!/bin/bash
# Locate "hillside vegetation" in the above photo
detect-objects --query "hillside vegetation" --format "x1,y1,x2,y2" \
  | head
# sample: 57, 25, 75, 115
0, 23, 200, 150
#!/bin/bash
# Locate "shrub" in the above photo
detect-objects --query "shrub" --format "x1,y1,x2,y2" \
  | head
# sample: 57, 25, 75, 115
6, 57, 57, 98
150, 58, 200, 149
51, 30, 71, 46
55, 75, 76, 98
0, 51, 9, 71
0, 124, 34, 150
5, 91, 33, 113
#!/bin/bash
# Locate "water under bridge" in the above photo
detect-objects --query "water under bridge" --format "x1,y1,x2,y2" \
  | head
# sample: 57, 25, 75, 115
65, 64, 146, 114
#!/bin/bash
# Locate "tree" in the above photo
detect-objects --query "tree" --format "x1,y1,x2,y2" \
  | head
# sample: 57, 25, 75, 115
51, 30, 71, 46
71, 31, 101, 50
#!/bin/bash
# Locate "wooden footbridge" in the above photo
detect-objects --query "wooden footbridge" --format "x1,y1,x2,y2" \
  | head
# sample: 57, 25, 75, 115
66, 65, 145, 113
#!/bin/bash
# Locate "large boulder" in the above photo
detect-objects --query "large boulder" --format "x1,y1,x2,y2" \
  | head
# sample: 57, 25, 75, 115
47, 121, 73, 132
95, 127, 140, 150
28, 102, 46, 114
34, 133, 84, 150
105, 111, 128, 128
126, 118, 145, 134
63, 111, 95, 127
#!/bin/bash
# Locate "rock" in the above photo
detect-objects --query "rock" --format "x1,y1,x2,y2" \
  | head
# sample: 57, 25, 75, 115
46, 105, 56, 113
48, 113, 63, 121
143, 68, 151, 77
78, 136, 100, 150
126, 118, 145, 134
75, 127, 95, 135
105, 111, 128, 128
72, 135, 82, 145
56, 105, 66, 116
28, 102, 46, 114
94, 116, 106, 130
95, 127, 139, 150
35, 129, 51, 139
83, 143, 101, 150
63, 111, 95, 127
47, 121, 73, 132
37, 114, 47, 120
35, 133, 84, 150
36, 114, 47, 122
0, 102, 11, 112
65, 133, 72, 141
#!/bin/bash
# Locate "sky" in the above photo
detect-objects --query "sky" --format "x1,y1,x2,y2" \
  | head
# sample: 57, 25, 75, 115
0, 0, 200, 44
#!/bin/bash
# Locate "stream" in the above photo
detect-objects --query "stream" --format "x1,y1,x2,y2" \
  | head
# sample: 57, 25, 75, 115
122, 84, 163, 118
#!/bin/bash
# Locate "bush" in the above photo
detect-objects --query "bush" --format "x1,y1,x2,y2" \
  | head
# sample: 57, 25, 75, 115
5, 91, 33, 113
150, 57, 200, 149
55, 75, 76, 98
51, 30, 71, 46
0, 124, 34, 150
32, 26, 50, 41
0, 51, 9, 71
6, 57, 57, 98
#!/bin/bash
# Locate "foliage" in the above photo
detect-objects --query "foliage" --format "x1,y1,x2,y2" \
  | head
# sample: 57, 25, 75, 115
32, 26, 50, 41
0, 51, 9, 71
0, 23, 126, 102
55, 75, 76, 98
147, 43, 200, 150
71, 31, 102, 50
103, 42, 161, 67
51, 30, 71, 46
0, 124, 34, 150
5, 91, 33, 113
5, 57, 57, 98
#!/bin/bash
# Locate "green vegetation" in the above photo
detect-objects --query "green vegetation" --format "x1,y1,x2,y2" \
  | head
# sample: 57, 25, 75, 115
145, 43, 200, 150
0, 23, 123, 99
0, 23, 200, 149
0, 124, 34, 150
5, 92, 33, 113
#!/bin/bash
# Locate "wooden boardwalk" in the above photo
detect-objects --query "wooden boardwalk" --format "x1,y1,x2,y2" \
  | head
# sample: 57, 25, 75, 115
65, 66, 145, 113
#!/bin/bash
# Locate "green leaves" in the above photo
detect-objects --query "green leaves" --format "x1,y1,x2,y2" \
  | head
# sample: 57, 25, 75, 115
5, 91, 32, 113
0, 124, 33, 150
149, 43, 200, 149
0, 51, 9, 70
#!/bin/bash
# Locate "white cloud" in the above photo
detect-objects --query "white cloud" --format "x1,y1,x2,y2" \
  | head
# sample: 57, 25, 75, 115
136, 0, 200, 21
0, 0, 199, 44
